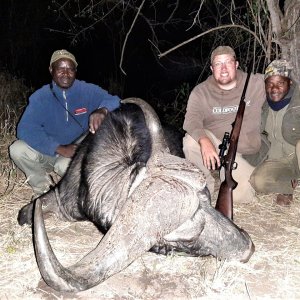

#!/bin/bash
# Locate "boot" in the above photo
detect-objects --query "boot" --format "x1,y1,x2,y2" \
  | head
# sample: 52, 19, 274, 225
276, 194, 293, 206
291, 179, 299, 189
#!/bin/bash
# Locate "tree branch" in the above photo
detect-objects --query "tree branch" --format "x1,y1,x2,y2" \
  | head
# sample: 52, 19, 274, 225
265, 0, 283, 35
158, 24, 266, 58
119, 0, 146, 75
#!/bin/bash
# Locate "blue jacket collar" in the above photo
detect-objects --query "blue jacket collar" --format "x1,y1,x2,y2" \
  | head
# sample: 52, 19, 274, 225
50, 79, 78, 96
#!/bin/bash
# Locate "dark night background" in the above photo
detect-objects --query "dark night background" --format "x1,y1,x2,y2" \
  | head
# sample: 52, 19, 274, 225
0, 0, 269, 127
0, 2, 204, 94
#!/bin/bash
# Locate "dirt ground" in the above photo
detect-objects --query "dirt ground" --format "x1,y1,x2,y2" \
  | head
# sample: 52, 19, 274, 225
1, 159, 300, 299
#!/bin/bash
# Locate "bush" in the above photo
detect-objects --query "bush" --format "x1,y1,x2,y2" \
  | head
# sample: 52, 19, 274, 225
0, 71, 33, 136
0, 71, 33, 177
156, 82, 190, 132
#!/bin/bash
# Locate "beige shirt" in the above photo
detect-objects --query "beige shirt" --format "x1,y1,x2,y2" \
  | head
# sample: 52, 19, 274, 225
265, 106, 295, 159
183, 70, 266, 155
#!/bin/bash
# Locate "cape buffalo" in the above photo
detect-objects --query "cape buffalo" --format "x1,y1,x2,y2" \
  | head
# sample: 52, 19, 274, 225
18, 98, 254, 292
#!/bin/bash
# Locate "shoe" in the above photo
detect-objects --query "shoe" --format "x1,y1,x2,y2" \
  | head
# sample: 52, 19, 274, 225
291, 179, 299, 189
276, 194, 293, 206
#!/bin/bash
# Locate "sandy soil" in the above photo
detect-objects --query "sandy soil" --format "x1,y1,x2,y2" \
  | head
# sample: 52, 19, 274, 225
1, 165, 300, 300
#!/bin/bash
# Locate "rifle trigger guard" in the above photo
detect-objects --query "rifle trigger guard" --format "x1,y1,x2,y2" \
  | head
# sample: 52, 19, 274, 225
232, 162, 238, 170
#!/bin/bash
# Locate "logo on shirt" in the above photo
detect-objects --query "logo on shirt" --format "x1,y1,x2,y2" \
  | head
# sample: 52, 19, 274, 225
213, 100, 250, 114
213, 105, 238, 114
74, 107, 87, 115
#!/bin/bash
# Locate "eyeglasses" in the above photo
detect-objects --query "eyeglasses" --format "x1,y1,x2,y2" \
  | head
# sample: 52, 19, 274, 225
212, 59, 236, 69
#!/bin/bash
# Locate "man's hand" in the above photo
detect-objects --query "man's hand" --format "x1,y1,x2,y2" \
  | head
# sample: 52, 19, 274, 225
56, 144, 77, 158
89, 107, 108, 134
198, 136, 220, 170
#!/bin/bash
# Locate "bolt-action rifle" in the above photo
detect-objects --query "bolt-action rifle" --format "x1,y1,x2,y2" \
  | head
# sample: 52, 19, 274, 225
215, 63, 253, 220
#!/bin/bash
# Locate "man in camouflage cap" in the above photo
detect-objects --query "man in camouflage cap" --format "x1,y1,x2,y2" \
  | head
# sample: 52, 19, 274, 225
250, 59, 300, 205
264, 59, 293, 80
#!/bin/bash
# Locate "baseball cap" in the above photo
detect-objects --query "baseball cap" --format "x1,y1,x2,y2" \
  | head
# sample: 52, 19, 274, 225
264, 59, 293, 80
49, 49, 78, 67
211, 46, 236, 64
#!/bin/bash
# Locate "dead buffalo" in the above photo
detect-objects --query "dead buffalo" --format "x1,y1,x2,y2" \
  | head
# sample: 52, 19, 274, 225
18, 98, 254, 292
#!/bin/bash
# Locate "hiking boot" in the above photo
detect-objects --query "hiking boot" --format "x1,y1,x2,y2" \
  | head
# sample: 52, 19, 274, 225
276, 194, 293, 206
291, 179, 299, 189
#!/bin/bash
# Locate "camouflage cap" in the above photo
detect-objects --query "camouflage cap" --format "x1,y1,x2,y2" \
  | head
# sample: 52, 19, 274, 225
210, 46, 236, 64
264, 59, 293, 80
50, 49, 78, 67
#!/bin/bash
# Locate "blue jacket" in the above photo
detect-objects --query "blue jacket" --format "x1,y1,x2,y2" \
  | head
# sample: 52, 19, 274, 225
17, 79, 120, 156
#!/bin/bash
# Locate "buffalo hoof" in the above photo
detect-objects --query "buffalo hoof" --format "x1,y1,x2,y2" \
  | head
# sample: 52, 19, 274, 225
18, 202, 34, 226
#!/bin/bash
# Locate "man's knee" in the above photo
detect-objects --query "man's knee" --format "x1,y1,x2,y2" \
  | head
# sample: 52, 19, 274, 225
183, 134, 203, 169
54, 157, 71, 176
249, 169, 258, 189
234, 180, 257, 203
9, 140, 31, 162
183, 134, 200, 160
249, 168, 266, 193
183, 133, 198, 150
183, 134, 215, 194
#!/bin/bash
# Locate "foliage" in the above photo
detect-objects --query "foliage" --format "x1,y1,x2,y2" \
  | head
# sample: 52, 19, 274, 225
45, 0, 278, 102
0, 71, 32, 136
157, 82, 191, 131
1, 0, 300, 135
47, 1, 269, 69
0, 71, 32, 179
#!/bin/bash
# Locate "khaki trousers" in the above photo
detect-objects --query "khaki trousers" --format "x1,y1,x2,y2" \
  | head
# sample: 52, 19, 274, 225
9, 140, 71, 195
250, 140, 300, 194
183, 133, 257, 203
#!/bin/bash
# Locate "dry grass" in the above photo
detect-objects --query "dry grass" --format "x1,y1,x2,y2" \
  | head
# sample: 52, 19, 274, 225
1, 111, 300, 299
0, 71, 32, 136
1, 146, 300, 300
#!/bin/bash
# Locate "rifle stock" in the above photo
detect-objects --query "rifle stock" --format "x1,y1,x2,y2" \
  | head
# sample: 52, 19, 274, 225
215, 62, 253, 220
215, 169, 237, 220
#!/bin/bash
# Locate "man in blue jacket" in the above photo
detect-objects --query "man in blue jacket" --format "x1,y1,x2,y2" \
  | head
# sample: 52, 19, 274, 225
9, 49, 120, 197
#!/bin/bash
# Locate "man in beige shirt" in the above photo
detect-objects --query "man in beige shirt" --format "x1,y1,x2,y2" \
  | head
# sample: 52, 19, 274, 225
183, 46, 266, 203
